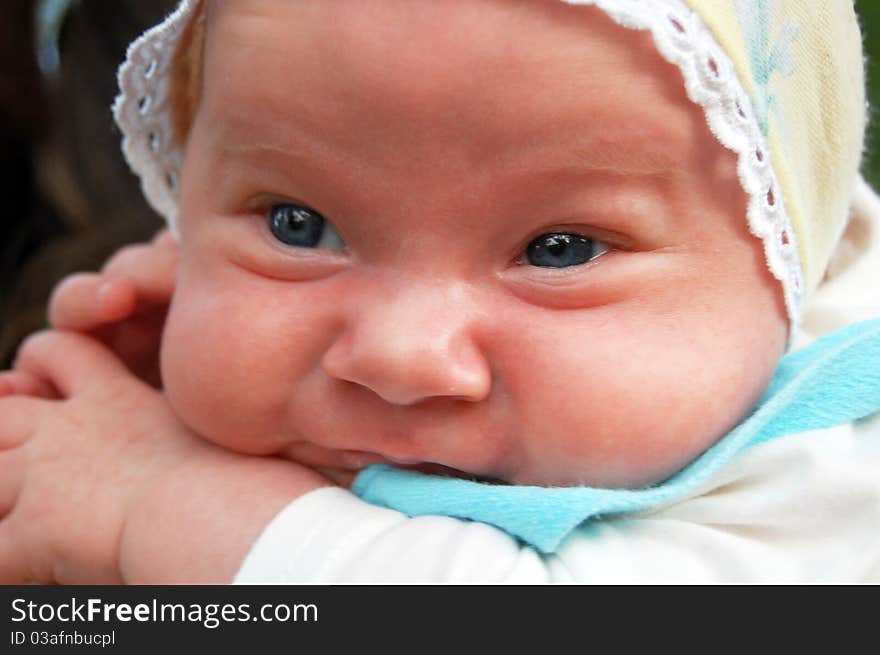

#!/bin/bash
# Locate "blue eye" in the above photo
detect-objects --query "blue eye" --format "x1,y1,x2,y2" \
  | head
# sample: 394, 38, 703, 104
525, 233, 608, 268
268, 203, 345, 251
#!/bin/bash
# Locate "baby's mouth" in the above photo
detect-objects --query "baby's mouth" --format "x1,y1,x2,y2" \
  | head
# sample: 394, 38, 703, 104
334, 450, 505, 484
282, 443, 499, 484
397, 461, 506, 484
400, 461, 466, 477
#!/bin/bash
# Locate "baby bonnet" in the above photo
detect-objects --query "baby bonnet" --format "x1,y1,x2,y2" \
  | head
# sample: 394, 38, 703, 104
114, 0, 866, 331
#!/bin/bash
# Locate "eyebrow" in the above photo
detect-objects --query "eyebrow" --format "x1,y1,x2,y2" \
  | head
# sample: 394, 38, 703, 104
491, 111, 692, 179
209, 122, 685, 187
569, 136, 681, 178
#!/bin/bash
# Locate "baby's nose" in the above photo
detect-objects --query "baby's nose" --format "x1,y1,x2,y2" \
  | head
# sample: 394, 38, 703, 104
321, 283, 492, 406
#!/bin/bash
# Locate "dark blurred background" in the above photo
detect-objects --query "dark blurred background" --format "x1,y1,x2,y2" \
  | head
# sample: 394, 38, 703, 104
1, 0, 880, 367
0, 0, 175, 367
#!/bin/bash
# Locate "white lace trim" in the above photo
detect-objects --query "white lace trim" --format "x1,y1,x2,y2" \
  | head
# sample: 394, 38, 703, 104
113, 0, 200, 239
113, 0, 804, 331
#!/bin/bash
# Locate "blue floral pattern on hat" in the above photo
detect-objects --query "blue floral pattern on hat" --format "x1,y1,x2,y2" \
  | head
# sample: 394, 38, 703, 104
735, 0, 798, 135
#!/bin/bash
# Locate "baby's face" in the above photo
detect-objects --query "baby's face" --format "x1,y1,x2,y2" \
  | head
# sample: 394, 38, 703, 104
162, 0, 788, 487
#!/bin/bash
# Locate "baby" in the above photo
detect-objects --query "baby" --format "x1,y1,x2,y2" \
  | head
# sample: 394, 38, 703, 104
1, 0, 879, 583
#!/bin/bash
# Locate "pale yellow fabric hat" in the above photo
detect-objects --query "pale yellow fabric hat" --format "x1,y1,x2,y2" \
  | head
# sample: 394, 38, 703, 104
683, 0, 867, 325
114, 0, 867, 331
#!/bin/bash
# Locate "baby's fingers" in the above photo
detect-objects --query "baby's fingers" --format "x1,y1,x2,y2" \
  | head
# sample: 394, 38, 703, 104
0, 397, 44, 526
49, 273, 138, 331
0, 396, 44, 449
0, 370, 58, 399
49, 230, 178, 332
0, 400, 36, 577
0, 448, 26, 518
101, 235, 178, 306
0, 505, 51, 583
14, 331, 134, 398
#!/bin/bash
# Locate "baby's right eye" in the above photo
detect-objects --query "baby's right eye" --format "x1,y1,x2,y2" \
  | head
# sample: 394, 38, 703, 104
267, 203, 346, 251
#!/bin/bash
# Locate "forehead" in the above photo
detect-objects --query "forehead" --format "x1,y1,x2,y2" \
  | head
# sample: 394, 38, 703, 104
199, 0, 702, 167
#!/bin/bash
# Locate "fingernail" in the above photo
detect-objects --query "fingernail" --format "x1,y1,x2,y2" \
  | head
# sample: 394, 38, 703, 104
97, 279, 124, 316
97, 279, 116, 302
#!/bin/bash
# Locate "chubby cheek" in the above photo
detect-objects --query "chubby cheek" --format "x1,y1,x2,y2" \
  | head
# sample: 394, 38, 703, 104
504, 299, 785, 488
160, 263, 332, 455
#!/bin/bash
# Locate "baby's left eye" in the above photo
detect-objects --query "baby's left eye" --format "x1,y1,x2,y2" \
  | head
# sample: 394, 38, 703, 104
523, 233, 609, 268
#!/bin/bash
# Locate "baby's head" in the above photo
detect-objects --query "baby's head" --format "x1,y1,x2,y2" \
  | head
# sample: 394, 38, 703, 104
115, 0, 865, 487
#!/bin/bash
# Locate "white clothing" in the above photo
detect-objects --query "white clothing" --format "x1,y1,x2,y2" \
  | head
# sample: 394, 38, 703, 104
234, 179, 880, 584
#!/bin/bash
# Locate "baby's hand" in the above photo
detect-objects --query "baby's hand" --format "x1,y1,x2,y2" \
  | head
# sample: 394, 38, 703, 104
47, 229, 178, 387
0, 331, 330, 584
0, 330, 202, 583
